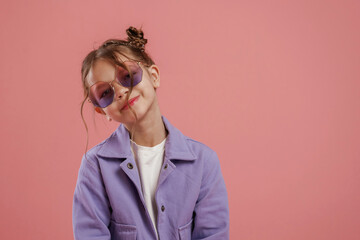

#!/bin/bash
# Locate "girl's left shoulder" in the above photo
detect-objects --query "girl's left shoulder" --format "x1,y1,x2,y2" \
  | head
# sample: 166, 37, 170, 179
185, 137, 215, 153
184, 137, 220, 164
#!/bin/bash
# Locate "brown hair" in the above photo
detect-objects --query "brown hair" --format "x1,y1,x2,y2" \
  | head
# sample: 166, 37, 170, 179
80, 26, 156, 154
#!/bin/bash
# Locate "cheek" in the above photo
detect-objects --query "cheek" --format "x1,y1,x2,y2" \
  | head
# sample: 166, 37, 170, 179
103, 104, 117, 115
140, 87, 157, 102
140, 74, 156, 87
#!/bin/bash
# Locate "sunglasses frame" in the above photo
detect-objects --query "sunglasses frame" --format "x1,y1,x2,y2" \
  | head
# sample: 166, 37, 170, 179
87, 60, 143, 108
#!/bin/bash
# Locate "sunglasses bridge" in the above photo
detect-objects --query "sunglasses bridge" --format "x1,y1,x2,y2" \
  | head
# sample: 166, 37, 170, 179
88, 61, 143, 108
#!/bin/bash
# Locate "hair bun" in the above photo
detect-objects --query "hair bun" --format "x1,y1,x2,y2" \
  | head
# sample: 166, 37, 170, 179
126, 26, 147, 51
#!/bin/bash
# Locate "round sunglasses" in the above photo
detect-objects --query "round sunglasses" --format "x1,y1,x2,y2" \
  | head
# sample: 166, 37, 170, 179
88, 61, 143, 108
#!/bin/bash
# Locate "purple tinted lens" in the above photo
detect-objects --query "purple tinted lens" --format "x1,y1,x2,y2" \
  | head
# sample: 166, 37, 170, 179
116, 62, 143, 88
89, 82, 115, 108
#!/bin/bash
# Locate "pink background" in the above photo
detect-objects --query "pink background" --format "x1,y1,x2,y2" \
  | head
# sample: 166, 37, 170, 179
1, 0, 359, 239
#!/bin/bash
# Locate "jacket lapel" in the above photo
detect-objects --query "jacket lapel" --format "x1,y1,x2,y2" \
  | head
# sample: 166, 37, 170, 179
96, 115, 197, 162
95, 115, 197, 201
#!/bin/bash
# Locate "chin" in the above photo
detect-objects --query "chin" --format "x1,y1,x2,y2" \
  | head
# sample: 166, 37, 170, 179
119, 109, 144, 124
123, 101, 156, 123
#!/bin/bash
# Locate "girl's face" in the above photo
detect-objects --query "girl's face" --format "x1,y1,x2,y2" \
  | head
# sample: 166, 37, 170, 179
86, 55, 160, 125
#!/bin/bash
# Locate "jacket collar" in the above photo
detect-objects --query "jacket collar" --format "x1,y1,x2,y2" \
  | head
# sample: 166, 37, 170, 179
97, 116, 196, 161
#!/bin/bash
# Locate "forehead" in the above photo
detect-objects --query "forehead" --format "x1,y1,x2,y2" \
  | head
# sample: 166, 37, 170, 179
86, 59, 115, 86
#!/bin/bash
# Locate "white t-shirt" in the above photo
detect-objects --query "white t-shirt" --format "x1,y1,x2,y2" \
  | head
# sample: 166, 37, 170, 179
130, 137, 167, 240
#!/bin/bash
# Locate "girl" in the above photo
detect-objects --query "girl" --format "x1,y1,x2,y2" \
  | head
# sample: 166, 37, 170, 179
73, 26, 229, 240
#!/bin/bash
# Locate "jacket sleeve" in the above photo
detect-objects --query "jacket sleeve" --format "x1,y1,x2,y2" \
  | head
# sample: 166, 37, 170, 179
192, 150, 230, 240
72, 155, 111, 240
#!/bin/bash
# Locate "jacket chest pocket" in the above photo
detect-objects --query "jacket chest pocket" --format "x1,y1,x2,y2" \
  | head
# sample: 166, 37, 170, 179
178, 218, 194, 240
109, 220, 137, 240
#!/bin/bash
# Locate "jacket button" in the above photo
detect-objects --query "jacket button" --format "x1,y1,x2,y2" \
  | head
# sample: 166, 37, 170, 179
161, 205, 165, 212
127, 163, 133, 169
164, 164, 168, 169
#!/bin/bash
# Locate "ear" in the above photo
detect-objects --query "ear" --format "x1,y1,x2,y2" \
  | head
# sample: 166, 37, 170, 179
94, 107, 106, 115
148, 64, 160, 89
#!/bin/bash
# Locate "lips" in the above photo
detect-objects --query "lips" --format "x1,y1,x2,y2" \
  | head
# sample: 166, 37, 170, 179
121, 96, 139, 110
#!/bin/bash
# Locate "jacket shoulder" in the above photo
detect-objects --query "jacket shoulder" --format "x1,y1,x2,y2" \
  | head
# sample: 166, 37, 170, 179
185, 137, 218, 162
79, 132, 116, 173
185, 137, 215, 152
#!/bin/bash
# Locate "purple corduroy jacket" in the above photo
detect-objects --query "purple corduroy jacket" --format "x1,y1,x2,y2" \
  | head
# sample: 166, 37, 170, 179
72, 116, 229, 240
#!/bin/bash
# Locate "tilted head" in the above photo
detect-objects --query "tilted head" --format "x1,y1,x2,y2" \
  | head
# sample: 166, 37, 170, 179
81, 26, 156, 104
80, 27, 161, 151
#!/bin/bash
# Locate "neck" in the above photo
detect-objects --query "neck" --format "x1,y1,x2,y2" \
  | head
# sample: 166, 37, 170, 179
124, 109, 167, 147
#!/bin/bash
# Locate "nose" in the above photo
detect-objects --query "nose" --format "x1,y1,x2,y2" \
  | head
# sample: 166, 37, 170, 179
111, 81, 129, 99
